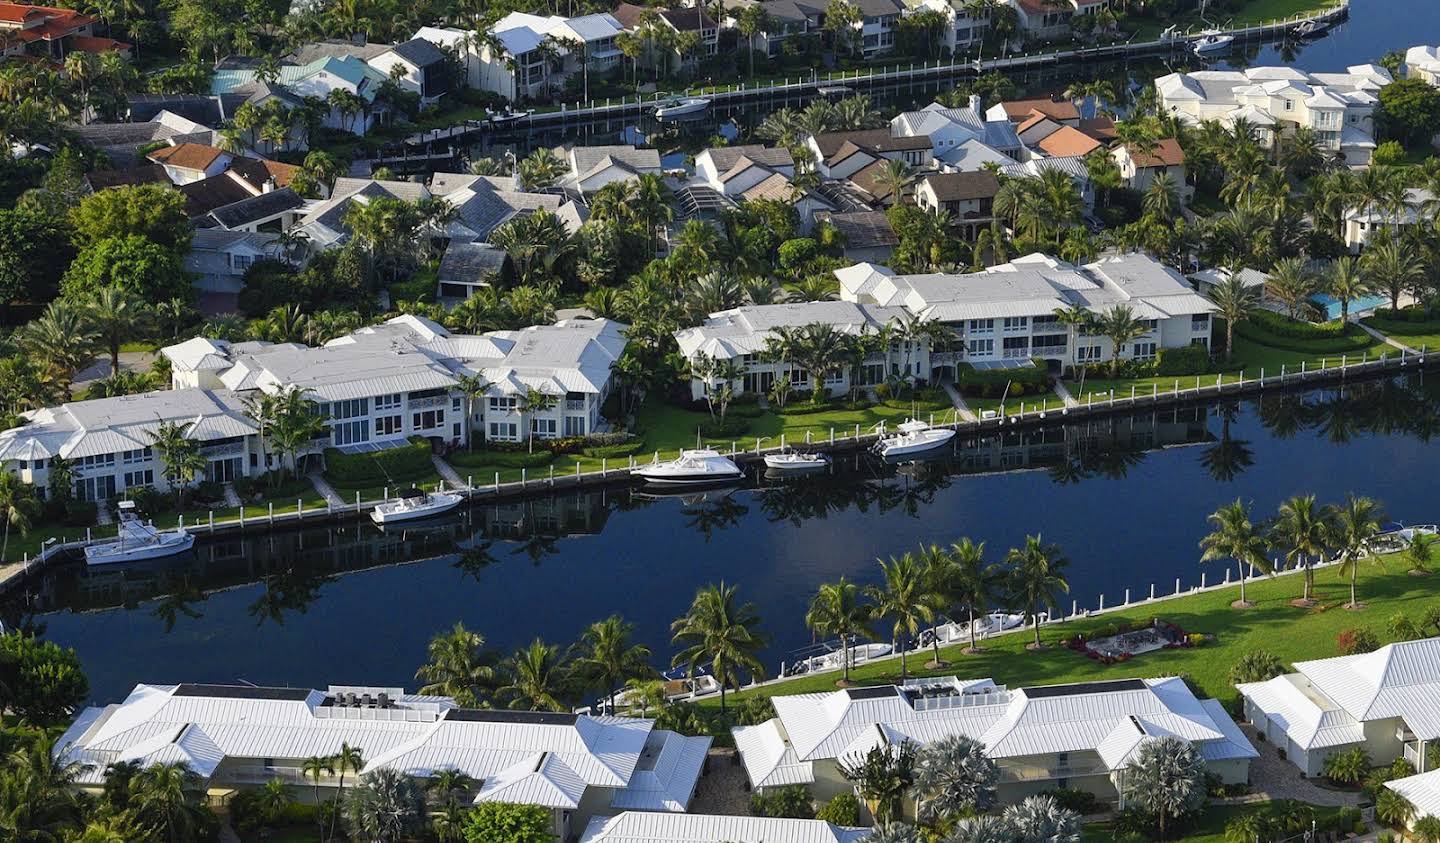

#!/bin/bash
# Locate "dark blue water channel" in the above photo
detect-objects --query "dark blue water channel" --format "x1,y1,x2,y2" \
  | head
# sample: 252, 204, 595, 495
9, 375, 1440, 703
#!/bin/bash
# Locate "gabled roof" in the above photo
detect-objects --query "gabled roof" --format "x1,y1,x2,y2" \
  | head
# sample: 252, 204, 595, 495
178, 173, 258, 218
1033, 124, 1101, 158
205, 188, 304, 230
85, 164, 171, 191
1290, 637, 1440, 740
919, 169, 1000, 202
148, 142, 228, 172
1121, 137, 1186, 169
1387, 769, 1440, 822
812, 129, 931, 162
438, 241, 508, 284
388, 36, 447, 67
814, 210, 898, 249
997, 97, 1079, 123
674, 301, 906, 359
704, 143, 794, 173
580, 812, 869, 843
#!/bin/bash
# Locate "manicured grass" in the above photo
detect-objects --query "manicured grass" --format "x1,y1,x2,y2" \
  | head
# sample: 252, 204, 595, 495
1229, 0, 1336, 24
1, 523, 112, 561
326, 472, 447, 503
711, 551, 1434, 709
1082, 803, 1346, 843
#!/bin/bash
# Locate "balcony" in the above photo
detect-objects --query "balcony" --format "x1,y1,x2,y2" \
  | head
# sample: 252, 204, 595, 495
408, 396, 448, 410
565, 399, 586, 411
1002, 347, 1031, 359
931, 351, 963, 364
200, 441, 245, 457
1000, 760, 1109, 783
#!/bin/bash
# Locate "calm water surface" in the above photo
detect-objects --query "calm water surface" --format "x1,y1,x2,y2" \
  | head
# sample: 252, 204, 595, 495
10, 375, 1440, 703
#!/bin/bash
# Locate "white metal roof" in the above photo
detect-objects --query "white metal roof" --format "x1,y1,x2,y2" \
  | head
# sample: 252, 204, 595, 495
1387, 769, 1440, 821
674, 301, 907, 360
609, 729, 713, 812
1291, 637, 1440, 740
0, 388, 258, 462
1235, 674, 1366, 751
579, 812, 870, 843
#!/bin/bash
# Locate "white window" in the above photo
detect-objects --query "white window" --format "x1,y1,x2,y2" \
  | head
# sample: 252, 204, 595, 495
1191, 314, 1210, 331
968, 319, 994, 333
332, 419, 369, 446
123, 469, 154, 487
1131, 342, 1157, 360
531, 418, 557, 437
412, 409, 445, 430
1077, 345, 1103, 361
331, 398, 369, 420
376, 415, 402, 436
825, 370, 845, 387
488, 422, 518, 440
374, 393, 402, 411
489, 396, 518, 412
121, 447, 153, 465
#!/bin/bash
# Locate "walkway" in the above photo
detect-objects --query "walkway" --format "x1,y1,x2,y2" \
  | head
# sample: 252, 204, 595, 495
1357, 321, 1418, 355
1052, 380, 1081, 409
1233, 724, 1362, 808
95, 504, 112, 526
307, 471, 345, 506
939, 381, 977, 422
432, 454, 465, 489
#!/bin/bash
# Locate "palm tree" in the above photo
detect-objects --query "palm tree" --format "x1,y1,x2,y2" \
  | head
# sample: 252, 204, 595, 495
866, 553, 937, 682
328, 742, 364, 843
453, 372, 491, 452
15, 300, 100, 399
343, 769, 423, 843
498, 638, 569, 711
804, 578, 876, 686
0, 471, 40, 563
1332, 494, 1385, 608
736, 4, 773, 76
1362, 231, 1425, 312
911, 735, 998, 823
1199, 499, 1273, 608
1003, 795, 1083, 843
86, 287, 150, 377
130, 761, 207, 843
572, 615, 654, 714
1005, 535, 1070, 650
1270, 494, 1333, 605
1122, 737, 1207, 840
1094, 304, 1149, 379
414, 622, 495, 706
1052, 304, 1093, 378
1205, 274, 1261, 362
301, 755, 334, 836
1266, 257, 1314, 321
1324, 257, 1370, 324
146, 421, 205, 508
517, 386, 559, 454
875, 158, 916, 206
949, 538, 1001, 653
791, 323, 850, 404
1142, 172, 1180, 221
670, 581, 768, 714
838, 743, 916, 825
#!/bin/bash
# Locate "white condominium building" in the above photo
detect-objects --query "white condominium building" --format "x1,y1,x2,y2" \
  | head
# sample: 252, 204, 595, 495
1405, 45, 1440, 86
838, 252, 1216, 373
57, 682, 710, 841
1155, 63, 1391, 165
734, 675, 1255, 805
0, 316, 626, 500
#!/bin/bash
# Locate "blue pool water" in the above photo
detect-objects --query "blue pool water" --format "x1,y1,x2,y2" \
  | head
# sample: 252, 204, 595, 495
1313, 293, 1389, 320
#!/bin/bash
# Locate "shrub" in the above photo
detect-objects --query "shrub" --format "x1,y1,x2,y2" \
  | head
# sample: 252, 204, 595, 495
62, 499, 97, 527
776, 400, 835, 415
1230, 649, 1286, 685
750, 784, 815, 819
1155, 344, 1211, 376
880, 387, 952, 412
1336, 626, 1381, 655
388, 269, 436, 304
462, 802, 555, 843
582, 441, 645, 458
1322, 746, 1371, 785
1186, 633, 1206, 647
700, 417, 749, 437
1235, 310, 1374, 354
815, 792, 860, 826
124, 484, 170, 518
324, 436, 432, 486
1372, 140, 1406, 166
955, 361, 1052, 397
447, 449, 555, 469
1046, 787, 1104, 815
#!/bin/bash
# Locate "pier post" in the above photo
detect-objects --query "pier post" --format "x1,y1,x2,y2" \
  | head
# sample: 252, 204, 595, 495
239, 508, 244, 527
1124, 588, 1130, 605
548, 466, 554, 485
86, 527, 91, 543
1099, 594, 1104, 611
1224, 568, 1230, 583
1281, 363, 1285, 382
268, 503, 273, 524
1150, 583, 1155, 600
1301, 360, 1306, 374
1201, 572, 1206, 589
384, 486, 389, 500
209, 512, 213, 531
495, 472, 500, 491
297, 499, 302, 519
1071, 599, 1077, 617
854, 424, 860, 438
602, 458, 607, 476
830, 428, 835, 445
1174, 577, 1181, 595
355, 491, 360, 511
522, 468, 526, 487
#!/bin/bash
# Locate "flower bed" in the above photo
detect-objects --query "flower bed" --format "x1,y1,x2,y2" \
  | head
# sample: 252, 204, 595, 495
1064, 618, 1197, 665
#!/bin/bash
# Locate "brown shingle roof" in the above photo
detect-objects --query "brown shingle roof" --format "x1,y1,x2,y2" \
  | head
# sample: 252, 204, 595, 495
84, 164, 171, 191
812, 129, 931, 161
815, 210, 898, 249
148, 142, 228, 172
1077, 116, 1117, 142
919, 170, 1000, 202
612, 2, 712, 31
227, 156, 300, 189
847, 158, 896, 203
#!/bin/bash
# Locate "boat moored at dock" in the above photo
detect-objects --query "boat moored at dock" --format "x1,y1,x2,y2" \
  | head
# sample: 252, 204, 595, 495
873, 420, 956, 459
84, 501, 195, 566
632, 449, 743, 485
369, 487, 464, 525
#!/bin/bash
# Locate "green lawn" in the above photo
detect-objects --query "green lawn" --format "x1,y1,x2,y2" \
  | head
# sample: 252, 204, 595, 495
710, 551, 1434, 709
1082, 803, 1347, 843
326, 472, 446, 504
1229, 0, 1337, 24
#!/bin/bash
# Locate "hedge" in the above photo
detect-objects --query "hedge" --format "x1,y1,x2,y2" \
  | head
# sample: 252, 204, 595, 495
1155, 344, 1211, 376
1234, 320, 1374, 354
448, 448, 555, 469
324, 436, 433, 485
701, 417, 749, 437
583, 441, 646, 458
955, 360, 1052, 397
776, 400, 837, 415
1246, 309, 1350, 339
1365, 309, 1440, 337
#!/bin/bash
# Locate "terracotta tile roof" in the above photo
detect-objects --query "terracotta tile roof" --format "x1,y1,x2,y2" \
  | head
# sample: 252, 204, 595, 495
1015, 111, 1052, 135
1077, 116, 1117, 142
1034, 125, 1101, 158
68, 34, 130, 52
1125, 137, 1186, 169
999, 97, 1080, 123
148, 143, 228, 173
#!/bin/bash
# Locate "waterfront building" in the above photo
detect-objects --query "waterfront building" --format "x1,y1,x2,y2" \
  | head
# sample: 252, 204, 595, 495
1110, 138, 1190, 199
1237, 637, 1440, 778
693, 144, 796, 196
720, 0, 826, 57
1342, 187, 1436, 253
439, 13, 625, 100
1386, 768, 1440, 831
212, 54, 390, 136
1004, 0, 1110, 38
913, 170, 1000, 239
889, 98, 1023, 168
840, 252, 1215, 373
580, 812, 868, 843
563, 144, 664, 194
733, 675, 1255, 804
807, 129, 934, 178
1405, 45, 1440, 86
0, 316, 627, 498
56, 682, 710, 840
612, 3, 719, 68
1155, 63, 1390, 165
986, 97, 1082, 127
0, 2, 130, 61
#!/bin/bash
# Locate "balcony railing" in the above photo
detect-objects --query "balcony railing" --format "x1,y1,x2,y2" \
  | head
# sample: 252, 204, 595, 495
1001, 324, 1029, 334
1002, 347, 1031, 359
200, 442, 245, 457
409, 396, 449, 410
565, 399, 585, 411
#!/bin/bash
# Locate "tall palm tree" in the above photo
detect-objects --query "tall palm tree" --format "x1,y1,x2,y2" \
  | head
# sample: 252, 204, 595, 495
1266, 257, 1315, 321
805, 578, 876, 686
949, 538, 1001, 653
1324, 257, 1370, 325
670, 581, 768, 714
791, 323, 850, 403
1122, 737, 1207, 841
15, 300, 100, 399
517, 386, 558, 454
1332, 494, 1385, 609
1005, 535, 1070, 650
328, 742, 364, 843
1270, 494, 1334, 605
86, 287, 150, 377
453, 372, 491, 452
866, 553, 937, 682
0, 471, 40, 564
911, 734, 999, 823
1094, 304, 1148, 378
1362, 231, 1425, 312
1205, 274, 1261, 362
1199, 499, 1272, 608
498, 638, 569, 711
1052, 304, 1093, 377
301, 755, 333, 836
875, 158, 916, 206
415, 622, 496, 706
146, 421, 205, 508
572, 615, 654, 714
131, 761, 207, 843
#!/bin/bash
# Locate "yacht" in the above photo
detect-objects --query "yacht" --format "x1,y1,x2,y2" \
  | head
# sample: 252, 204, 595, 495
632, 449, 743, 486
370, 487, 464, 525
84, 501, 195, 566
653, 97, 711, 120
873, 419, 955, 459
1192, 30, 1235, 54
593, 667, 720, 713
485, 106, 531, 126
783, 642, 892, 676
1367, 522, 1439, 554
919, 612, 1035, 647
763, 449, 830, 473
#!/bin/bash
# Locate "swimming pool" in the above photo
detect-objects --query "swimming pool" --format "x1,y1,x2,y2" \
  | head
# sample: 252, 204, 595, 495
1312, 293, 1389, 320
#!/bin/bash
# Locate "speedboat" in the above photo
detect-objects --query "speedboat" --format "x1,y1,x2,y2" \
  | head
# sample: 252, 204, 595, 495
873, 419, 955, 459
595, 667, 720, 713
632, 449, 742, 486
1292, 18, 1331, 39
784, 642, 891, 676
919, 612, 1033, 647
653, 97, 710, 120
1367, 522, 1439, 553
763, 450, 830, 473
84, 501, 194, 566
486, 107, 531, 126
370, 487, 464, 525
1192, 30, 1235, 54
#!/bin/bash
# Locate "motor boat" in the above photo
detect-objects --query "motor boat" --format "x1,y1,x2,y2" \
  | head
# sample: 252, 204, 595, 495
632, 449, 742, 485
763, 449, 830, 473
84, 501, 195, 566
653, 97, 711, 120
370, 487, 464, 525
1366, 522, 1439, 554
594, 667, 720, 713
1191, 30, 1235, 54
873, 419, 955, 459
783, 642, 891, 676
1292, 17, 1331, 39
485, 107, 531, 126
919, 612, 1035, 647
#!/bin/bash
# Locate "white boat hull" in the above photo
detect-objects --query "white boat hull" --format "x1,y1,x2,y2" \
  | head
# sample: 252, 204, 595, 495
85, 532, 195, 566
1193, 36, 1234, 53
633, 449, 743, 485
370, 493, 464, 525
763, 453, 829, 472
877, 429, 955, 458
632, 470, 743, 486
654, 99, 710, 119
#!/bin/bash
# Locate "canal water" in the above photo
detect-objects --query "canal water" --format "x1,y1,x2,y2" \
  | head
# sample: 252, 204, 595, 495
11, 373, 1440, 703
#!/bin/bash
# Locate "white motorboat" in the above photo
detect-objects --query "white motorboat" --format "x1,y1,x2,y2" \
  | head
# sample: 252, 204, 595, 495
370, 487, 464, 525
84, 501, 194, 566
632, 449, 743, 485
920, 612, 1036, 647
486, 107, 531, 126
595, 667, 720, 713
763, 450, 830, 473
1367, 522, 1439, 553
873, 419, 956, 459
785, 642, 891, 676
653, 97, 711, 120
1192, 30, 1235, 54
